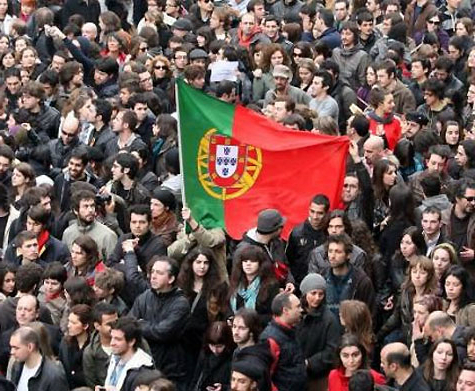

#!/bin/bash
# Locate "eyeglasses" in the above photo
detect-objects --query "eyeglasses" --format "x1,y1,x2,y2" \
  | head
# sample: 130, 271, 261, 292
62, 130, 76, 138
155, 65, 168, 70
203, 0, 212, 3
428, 20, 440, 25
139, 47, 149, 52
293, 52, 302, 57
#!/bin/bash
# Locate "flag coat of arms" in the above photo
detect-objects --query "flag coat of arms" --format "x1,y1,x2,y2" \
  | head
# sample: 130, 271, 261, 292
177, 79, 349, 239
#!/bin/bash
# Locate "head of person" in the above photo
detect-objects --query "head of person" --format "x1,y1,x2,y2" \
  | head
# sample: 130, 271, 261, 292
16, 294, 39, 326
326, 233, 353, 271
299, 273, 326, 311
150, 188, 176, 220
272, 96, 295, 123
336, 333, 368, 375
339, 300, 373, 352
10, 326, 41, 362
455, 179, 475, 215
14, 230, 38, 262
11, 162, 35, 192
94, 56, 119, 87
67, 146, 89, 180
443, 264, 473, 307
110, 317, 142, 357
326, 209, 352, 236
112, 109, 138, 134
421, 206, 442, 237
272, 65, 292, 93
349, 370, 374, 391
21, 80, 44, 111
376, 59, 397, 89
307, 194, 330, 229
403, 255, 436, 295
230, 244, 274, 288
111, 152, 139, 183
232, 308, 261, 347
334, 0, 349, 21
93, 268, 124, 301
203, 321, 234, 357
71, 234, 100, 273
26, 204, 49, 236
148, 256, 179, 292
183, 64, 206, 90
42, 262, 67, 298
256, 208, 285, 238
92, 302, 118, 340
60, 114, 80, 146
363, 135, 384, 166
67, 304, 92, 342
423, 78, 445, 106
310, 69, 333, 98
15, 263, 43, 294
441, 120, 462, 148
380, 342, 412, 378
71, 190, 96, 225
0, 144, 13, 178
240, 13, 256, 36
271, 292, 302, 327
457, 364, 475, 391
369, 87, 395, 115
340, 21, 358, 48
431, 243, 458, 280
424, 311, 456, 342
426, 144, 450, 174
177, 246, 219, 294
413, 294, 443, 336
456, 140, 475, 170
0, 263, 16, 297
82, 22, 98, 41
423, 338, 459, 388
127, 204, 152, 238
399, 226, 427, 261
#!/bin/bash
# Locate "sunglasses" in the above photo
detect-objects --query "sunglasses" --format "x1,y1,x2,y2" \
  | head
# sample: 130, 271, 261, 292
203, 0, 212, 3
155, 65, 168, 70
139, 47, 148, 51
465, 196, 475, 202
428, 20, 440, 25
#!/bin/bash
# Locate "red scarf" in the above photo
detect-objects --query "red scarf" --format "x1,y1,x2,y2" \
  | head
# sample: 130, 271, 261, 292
37, 230, 50, 254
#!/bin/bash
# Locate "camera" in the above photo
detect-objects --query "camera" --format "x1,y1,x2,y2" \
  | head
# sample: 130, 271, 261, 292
95, 194, 112, 205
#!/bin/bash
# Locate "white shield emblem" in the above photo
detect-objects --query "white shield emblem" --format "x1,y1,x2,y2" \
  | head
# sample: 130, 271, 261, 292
215, 145, 238, 178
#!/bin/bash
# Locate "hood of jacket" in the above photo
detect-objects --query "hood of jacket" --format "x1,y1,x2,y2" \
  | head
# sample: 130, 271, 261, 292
340, 43, 364, 56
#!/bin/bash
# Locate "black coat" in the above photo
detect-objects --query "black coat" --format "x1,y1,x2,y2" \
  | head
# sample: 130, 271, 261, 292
286, 220, 326, 286
296, 305, 340, 379
61, 0, 100, 27
191, 350, 233, 391
0, 297, 53, 334
11, 357, 69, 391
130, 287, 190, 381
260, 319, 307, 391
58, 336, 89, 389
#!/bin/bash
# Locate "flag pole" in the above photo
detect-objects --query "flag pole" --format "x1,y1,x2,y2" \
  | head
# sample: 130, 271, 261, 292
175, 79, 187, 208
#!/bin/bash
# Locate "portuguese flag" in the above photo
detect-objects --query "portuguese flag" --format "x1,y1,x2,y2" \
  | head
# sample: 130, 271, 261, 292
177, 79, 349, 239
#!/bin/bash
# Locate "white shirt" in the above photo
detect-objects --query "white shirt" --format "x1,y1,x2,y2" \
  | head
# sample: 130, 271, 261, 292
17, 358, 42, 391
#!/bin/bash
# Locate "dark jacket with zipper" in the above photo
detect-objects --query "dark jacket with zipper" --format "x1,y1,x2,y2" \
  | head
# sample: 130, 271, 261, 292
11, 357, 69, 391
130, 287, 190, 381
296, 304, 340, 379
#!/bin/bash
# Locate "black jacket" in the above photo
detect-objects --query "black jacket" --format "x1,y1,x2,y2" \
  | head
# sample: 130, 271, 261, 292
260, 319, 307, 391
296, 305, 340, 379
21, 104, 61, 140
286, 220, 326, 286
59, 336, 89, 389
130, 287, 190, 381
48, 137, 82, 169
61, 0, 100, 27
11, 357, 70, 391
53, 170, 103, 212
191, 350, 233, 391
4, 234, 70, 266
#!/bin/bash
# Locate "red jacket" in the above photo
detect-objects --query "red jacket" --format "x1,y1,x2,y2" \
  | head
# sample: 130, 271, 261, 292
328, 367, 385, 391
368, 115, 402, 151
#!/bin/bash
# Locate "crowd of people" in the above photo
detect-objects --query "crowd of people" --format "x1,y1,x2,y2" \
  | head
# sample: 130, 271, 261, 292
2, 0, 475, 389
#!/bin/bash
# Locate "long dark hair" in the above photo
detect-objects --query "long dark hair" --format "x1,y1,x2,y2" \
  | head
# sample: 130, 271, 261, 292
229, 245, 276, 304
67, 303, 93, 344
0, 263, 16, 297
177, 246, 221, 297
335, 333, 368, 370
442, 265, 474, 308
422, 338, 460, 390
388, 184, 415, 225
203, 321, 235, 355
372, 159, 397, 201
72, 235, 100, 274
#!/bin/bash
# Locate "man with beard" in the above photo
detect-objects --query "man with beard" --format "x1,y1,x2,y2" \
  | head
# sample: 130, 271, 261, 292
62, 190, 118, 261
53, 146, 102, 212
264, 64, 311, 107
